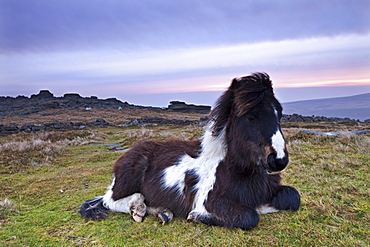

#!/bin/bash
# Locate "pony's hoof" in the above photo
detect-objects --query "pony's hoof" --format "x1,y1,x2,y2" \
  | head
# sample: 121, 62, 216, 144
158, 209, 173, 225
187, 211, 210, 224
187, 214, 195, 221
129, 193, 146, 223
187, 212, 201, 223
132, 213, 143, 222
146, 207, 174, 224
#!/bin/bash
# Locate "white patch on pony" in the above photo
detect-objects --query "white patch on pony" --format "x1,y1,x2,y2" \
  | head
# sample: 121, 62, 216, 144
256, 205, 280, 214
102, 177, 145, 218
161, 161, 188, 196
271, 129, 286, 159
162, 121, 227, 215
201, 125, 227, 159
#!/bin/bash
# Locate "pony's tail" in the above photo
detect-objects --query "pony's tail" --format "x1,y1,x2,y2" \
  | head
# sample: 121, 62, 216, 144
79, 196, 109, 220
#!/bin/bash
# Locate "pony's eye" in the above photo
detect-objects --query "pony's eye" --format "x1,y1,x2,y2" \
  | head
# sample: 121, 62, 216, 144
247, 116, 256, 122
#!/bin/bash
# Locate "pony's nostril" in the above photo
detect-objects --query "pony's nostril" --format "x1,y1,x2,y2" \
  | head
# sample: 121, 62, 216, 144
276, 157, 289, 167
267, 153, 277, 166
267, 153, 289, 172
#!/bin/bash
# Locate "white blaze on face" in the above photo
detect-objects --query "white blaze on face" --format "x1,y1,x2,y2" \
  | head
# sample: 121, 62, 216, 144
271, 104, 286, 159
271, 129, 286, 159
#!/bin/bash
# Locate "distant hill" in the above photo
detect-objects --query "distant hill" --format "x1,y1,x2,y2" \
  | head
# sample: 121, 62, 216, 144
282, 93, 370, 121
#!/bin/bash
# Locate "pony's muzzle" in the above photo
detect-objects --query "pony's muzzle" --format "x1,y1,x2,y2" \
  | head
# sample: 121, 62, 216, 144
267, 152, 289, 172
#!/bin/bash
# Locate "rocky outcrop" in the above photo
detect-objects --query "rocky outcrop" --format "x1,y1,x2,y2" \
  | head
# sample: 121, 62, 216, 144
0, 90, 161, 117
168, 101, 211, 114
0, 91, 214, 117
31, 90, 54, 99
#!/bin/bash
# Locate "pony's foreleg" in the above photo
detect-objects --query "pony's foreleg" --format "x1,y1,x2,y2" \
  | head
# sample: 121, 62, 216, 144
256, 186, 300, 215
270, 186, 300, 212
187, 200, 260, 230
146, 207, 174, 225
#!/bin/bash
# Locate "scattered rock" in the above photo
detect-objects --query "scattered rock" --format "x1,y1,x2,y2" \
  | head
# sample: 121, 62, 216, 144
0, 114, 211, 134
90, 143, 130, 152
297, 129, 370, 136
0, 119, 114, 133
281, 114, 358, 123
122, 116, 195, 127
0, 123, 19, 133
0, 117, 204, 133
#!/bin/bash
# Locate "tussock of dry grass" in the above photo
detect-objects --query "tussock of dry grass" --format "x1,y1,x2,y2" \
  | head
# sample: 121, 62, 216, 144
0, 130, 99, 173
0, 198, 18, 224
0, 198, 11, 208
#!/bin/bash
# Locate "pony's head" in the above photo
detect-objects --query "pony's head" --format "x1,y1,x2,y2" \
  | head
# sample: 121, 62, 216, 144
210, 73, 288, 173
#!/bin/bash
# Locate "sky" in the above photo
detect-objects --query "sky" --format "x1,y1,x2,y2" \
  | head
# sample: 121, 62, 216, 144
1, 0, 370, 107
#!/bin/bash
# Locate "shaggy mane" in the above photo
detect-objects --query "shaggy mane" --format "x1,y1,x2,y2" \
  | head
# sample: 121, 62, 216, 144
210, 72, 273, 137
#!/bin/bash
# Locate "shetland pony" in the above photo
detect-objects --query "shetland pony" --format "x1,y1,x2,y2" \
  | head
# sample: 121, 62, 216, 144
80, 73, 300, 230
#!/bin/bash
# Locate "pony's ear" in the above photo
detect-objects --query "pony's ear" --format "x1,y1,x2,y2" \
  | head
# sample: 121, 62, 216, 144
229, 78, 242, 91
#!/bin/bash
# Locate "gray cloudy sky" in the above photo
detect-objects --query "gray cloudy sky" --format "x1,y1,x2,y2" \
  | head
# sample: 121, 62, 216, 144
1, 0, 370, 106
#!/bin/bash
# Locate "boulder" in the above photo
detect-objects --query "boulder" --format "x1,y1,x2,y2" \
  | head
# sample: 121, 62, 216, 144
168, 101, 211, 114
31, 90, 54, 99
63, 93, 82, 99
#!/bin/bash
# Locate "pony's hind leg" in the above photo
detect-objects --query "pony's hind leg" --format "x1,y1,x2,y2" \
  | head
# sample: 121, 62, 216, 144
79, 196, 109, 220
103, 192, 147, 222
102, 177, 147, 222
146, 207, 174, 225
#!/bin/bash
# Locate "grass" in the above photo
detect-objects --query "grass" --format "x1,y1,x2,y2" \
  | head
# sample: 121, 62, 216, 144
0, 110, 369, 246
0, 130, 101, 174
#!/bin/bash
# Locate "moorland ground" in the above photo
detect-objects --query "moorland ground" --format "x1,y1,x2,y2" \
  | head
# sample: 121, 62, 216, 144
1, 108, 369, 246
